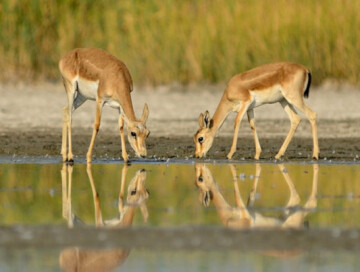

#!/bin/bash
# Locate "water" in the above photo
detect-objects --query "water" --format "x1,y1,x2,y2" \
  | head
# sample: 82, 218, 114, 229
1, 162, 360, 271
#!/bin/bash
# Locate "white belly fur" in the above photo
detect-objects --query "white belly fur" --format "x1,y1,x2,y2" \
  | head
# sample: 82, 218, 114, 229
103, 98, 121, 109
76, 77, 121, 110
249, 85, 284, 109
76, 77, 99, 101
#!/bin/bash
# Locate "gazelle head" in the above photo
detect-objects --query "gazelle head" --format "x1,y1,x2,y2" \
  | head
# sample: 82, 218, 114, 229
126, 104, 150, 158
194, 111, 214, 158
125, 168, 149, 222
194, 164, 215, 207
126, 168, 149, 205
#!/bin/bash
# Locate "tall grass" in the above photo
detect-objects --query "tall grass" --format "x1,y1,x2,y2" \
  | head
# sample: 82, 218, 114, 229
1, 0, 360, 85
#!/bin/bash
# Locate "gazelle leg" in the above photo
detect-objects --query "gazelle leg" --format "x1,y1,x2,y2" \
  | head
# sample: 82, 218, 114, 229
119, 114, 129, 163
67, 164, 74, 228
229, 164, 251, 219
305, 106, 319, 159
278, 164, 301, 210
86, 99, 103, 163
62, 78, 76, 162
281, 163, 319, 228
61, 107, 69, 162
119, 164, 129, 214
86, 163, 103, 227
227, 102, 250, 159
61, 164, 68, 219
247, 163, 261, 206
275, 100, 301, 159
247, 109, 262, 160
303, 163, 319, 210
287, 100, 319, 159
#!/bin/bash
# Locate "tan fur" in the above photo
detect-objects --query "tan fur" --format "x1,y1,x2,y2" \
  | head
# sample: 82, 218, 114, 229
59, 48, 150, 163
60, 164, 149, 271
194, 62, 319, 160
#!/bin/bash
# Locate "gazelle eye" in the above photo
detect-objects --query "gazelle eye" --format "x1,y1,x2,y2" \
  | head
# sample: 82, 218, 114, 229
131, 132, 137, 138
131, 189, 136, 195
198, 137, 204, 143
198, 176, 203, 182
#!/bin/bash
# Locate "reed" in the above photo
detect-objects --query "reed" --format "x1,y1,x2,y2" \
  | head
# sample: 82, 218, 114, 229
1, 0, 359, 85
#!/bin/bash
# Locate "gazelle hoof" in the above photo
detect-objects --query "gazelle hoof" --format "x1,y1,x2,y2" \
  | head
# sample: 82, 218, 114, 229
66, 159, 74, 165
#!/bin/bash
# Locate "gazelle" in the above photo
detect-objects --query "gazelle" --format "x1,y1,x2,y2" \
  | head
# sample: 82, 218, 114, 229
195, 163, 318, 229
61, 163, 149, 229
194, 62, 319, 160
59, 48, 150, 163
60, 163, 149, 271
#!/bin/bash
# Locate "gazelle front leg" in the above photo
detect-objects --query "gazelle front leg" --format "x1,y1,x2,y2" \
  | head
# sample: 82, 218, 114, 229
119, 114, 129, 163
86, 163, 103, 227
119, 164, 129, 214
247, 109, 262, 160
227, 102, 250, 159
275, 100, 301, 160
229, 164, 252, 220
61, 107, 69, 162
247, 163, 261, 207
86, 99, 103, 163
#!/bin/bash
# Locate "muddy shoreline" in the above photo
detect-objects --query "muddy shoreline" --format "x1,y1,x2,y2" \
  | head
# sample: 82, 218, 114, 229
1, 129, 359, 162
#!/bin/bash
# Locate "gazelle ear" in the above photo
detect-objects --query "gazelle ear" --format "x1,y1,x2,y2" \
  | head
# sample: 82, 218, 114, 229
140, 103, 149, 123
204, 110, 210, 128
198, 110, 211, 128
203, 191, 211, 207
198, 113, 205, 128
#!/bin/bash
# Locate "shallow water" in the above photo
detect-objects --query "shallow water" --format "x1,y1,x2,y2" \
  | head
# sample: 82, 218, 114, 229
1, 162, 360, 271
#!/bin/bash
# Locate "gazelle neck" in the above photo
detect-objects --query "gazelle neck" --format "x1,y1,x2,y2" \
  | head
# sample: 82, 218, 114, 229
208, 186, 234, 225
120, 91, 137, 122
209, 94, 232, 135
119, 206, 137, 227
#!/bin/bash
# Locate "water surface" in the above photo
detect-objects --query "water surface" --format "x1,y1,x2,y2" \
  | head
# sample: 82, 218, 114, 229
1, 162, 360, 271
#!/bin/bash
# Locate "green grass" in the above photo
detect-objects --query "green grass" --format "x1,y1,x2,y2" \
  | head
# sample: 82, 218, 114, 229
1, 0, 360, 85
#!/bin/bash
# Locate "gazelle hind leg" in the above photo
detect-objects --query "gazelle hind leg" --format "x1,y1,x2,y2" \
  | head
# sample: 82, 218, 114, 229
247, 109, 262, 160
287, 99, 319, 159
275, 100, 301, 159
305, 105, 319, 159
62, 78, 76, 162
227, 102, 250, 159
278, 164, 301, 210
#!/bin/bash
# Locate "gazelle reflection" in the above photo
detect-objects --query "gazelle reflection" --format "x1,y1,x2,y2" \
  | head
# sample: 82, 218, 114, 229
195, 163, 318, 229
59, 163, 149, 272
